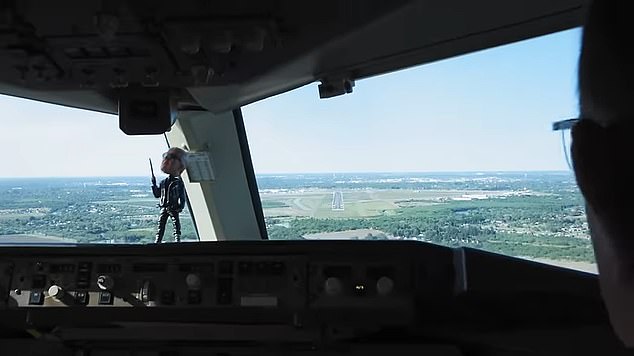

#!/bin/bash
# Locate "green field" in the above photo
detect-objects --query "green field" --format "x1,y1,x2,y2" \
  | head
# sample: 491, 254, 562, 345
260, 189, 511, 218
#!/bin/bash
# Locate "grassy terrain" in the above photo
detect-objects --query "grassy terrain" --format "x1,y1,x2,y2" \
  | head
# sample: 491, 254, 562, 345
0, 175, 589, 265
304, 228, 388, 239
265, 190, 592, 263
260, 188, 512, 218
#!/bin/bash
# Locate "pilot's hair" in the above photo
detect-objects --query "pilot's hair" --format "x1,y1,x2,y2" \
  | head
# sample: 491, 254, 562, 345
579, 0, 634, 125
167, 147, 189, 167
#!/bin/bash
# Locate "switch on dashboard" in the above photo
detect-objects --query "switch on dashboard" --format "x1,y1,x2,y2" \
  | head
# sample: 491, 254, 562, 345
75, 291, 89, 305
99, 291, 113, 305
28, 290, 44, 305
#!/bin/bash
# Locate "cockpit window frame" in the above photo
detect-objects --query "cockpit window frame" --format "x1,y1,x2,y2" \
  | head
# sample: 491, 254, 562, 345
233, 108, 269, 240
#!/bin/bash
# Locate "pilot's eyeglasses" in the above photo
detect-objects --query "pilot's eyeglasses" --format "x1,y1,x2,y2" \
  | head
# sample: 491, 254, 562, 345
552, 118, 581, 170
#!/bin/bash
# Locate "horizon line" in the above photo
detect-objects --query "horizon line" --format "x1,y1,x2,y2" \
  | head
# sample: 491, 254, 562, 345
0, 169, 573, 179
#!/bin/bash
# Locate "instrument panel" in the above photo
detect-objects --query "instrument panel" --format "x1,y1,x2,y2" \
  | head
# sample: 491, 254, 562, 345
3, 242, 443, 311
0, 240, 604, 348
8, 256, 306, 309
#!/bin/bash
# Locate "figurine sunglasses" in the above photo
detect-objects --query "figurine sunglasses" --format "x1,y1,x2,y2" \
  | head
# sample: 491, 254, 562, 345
162, 153, 179, 160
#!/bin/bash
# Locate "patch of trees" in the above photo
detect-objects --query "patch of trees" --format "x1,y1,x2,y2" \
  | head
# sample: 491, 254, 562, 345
267, 195, 594, 262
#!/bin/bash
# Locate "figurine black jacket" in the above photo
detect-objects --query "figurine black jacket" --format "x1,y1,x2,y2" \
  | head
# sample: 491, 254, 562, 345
152, 176, 186, 212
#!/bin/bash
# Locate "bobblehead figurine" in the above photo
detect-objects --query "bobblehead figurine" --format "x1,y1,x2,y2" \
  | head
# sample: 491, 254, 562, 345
151, 147, 188, 243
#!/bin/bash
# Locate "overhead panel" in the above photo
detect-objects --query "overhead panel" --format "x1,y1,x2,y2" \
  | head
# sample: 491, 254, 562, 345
0, 0, 587, 113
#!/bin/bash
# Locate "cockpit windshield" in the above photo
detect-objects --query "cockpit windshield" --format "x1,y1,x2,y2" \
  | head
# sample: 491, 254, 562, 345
0, 28, 593, 272
0, 96, 198, 244
243, 28, 594, 272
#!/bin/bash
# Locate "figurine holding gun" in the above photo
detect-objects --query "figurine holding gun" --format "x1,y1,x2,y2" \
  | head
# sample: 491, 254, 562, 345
150, 147, 189, 243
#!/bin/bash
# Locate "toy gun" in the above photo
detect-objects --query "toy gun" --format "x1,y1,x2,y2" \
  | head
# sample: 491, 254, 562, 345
149, 158, 156, 185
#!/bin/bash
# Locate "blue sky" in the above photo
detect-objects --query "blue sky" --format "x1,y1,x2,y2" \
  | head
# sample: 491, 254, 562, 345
243, 28, 581, 174
0, 28, 581, 177
0, 98, 166, 177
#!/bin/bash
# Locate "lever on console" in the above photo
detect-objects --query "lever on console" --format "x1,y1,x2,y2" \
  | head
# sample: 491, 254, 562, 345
140, 280, 154, 304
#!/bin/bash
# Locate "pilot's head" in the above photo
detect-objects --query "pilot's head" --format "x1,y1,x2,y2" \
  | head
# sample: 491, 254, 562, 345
572, 0, 634, 347
574, 0, 634, 215
160, 147, 188, 176
578, 0, 634, 126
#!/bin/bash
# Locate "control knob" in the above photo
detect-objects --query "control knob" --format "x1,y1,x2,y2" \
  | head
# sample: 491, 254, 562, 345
324, 277, 343, 296
48, 284, 74, 305
97, 275, 115, 290
186, 273, 201, 290
48, 285, 64, 298
376, 276, 394, 296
